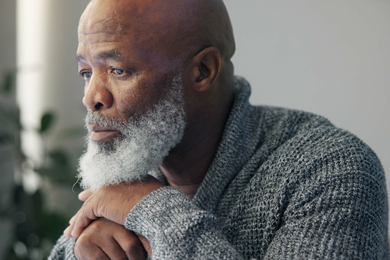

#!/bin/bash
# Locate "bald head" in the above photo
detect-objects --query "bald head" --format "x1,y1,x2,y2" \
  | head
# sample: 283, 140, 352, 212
79, 0, 235, 68
77, 0, 237, 187
78, 0, 237, 146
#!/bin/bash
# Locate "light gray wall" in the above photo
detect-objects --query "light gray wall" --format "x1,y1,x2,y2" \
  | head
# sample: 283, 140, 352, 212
225, 0, 390, 206
0, 0, 16, 73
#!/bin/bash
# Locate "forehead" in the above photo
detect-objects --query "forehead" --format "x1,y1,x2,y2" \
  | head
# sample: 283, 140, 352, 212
79, 0, 138, 31
79, 3, 148, 65
78, 0, 134, 42
78, 0, 174, 39
78, 0, 184, 63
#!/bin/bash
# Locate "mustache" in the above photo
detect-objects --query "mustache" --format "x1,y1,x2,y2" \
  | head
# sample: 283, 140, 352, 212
85, 112, 125, 130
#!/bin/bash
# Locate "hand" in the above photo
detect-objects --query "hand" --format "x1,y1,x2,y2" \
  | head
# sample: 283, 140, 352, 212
74, 218, 148, 260
65, 175, 163, 238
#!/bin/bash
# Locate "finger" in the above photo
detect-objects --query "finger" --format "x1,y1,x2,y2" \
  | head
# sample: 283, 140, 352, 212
64, 225, 72, 238
78, 189, 93, 201
64, 210, 81, 238
71, 208, 97, 238
69, 215, 76, 225
75, 218, 131, 260
75, 239, 110, 260
64, 211, 80, 237
114, 231, 148, 260
64, 221, 76, 238
66, 192, 92, 237
98, 237, 129, 260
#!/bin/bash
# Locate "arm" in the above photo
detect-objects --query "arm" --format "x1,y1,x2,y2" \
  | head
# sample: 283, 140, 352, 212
126, 131, 388, 259
65, 177, 244, 259
125, 187, 244, 259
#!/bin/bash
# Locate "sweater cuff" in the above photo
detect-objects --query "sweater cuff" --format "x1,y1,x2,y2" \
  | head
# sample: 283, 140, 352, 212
124, 186, 216, 245
48, 235, 77, 260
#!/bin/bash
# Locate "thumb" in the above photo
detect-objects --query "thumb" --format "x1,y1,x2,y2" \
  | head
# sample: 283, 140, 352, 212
78, 189, 93, 201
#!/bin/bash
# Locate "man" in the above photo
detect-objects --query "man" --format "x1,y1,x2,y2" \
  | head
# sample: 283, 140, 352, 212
50, 0, 389, 259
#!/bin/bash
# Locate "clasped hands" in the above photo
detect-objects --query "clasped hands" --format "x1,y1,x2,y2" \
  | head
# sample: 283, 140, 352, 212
64, 175, 164, 260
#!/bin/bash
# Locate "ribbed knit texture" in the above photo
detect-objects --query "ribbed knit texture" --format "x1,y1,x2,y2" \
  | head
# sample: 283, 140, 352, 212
49, 76, 389, 259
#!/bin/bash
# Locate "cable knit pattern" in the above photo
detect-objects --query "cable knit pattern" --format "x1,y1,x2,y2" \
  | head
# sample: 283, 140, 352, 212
49, 235, 76, 260
50, 76, 389, 259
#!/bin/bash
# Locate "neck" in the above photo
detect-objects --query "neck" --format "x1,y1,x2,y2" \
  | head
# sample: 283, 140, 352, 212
160, 84, 235, 198
160, 124, 222, 198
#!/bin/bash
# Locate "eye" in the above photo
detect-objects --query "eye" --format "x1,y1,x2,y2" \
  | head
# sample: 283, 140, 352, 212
80, 71, 92, 80
113, 69, 125, 76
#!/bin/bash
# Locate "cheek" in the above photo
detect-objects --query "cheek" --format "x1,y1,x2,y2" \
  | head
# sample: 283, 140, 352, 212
113, 80, 154, 117
111, 74, 172, 118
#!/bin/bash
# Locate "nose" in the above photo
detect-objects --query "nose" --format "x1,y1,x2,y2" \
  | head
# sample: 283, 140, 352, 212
82, 74, 113, 111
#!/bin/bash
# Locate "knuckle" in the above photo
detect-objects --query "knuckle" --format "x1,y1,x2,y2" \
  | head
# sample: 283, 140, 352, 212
81, 206, 90, 219
89, 220, 103, 232
76, 234, 90, 246
112, 254, 128, 260
74, 238, 95, 260
124, 242, 144, 257
95, 255, 108, 260
77, 246, 107, 260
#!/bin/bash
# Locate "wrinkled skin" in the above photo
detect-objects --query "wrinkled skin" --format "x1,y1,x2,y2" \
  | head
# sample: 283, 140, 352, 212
66, 0, 236, 259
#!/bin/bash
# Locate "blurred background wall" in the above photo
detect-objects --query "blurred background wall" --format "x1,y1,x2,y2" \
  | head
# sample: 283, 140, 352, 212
0, 0, 389, 258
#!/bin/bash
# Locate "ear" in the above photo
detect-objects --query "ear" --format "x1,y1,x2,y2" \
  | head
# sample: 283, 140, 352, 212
190, 47, 222, 92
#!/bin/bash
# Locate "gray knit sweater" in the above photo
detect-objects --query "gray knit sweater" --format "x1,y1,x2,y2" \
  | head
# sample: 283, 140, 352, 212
49, 77, 389, 259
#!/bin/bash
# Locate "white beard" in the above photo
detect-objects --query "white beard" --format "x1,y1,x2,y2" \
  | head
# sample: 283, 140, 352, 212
77, 75, 186, 191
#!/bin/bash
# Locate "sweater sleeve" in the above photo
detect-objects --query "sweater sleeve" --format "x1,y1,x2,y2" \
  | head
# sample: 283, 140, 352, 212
48, 188, 243, 260
48, 235, 77, 260
263, 138, 389, 259
125, 186, 245, 260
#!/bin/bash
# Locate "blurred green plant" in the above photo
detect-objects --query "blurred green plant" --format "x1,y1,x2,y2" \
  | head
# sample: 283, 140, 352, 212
0, 71, 84, 259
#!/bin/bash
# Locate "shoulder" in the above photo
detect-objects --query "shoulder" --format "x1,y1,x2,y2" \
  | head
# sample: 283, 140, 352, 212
247, 107, 388, 257
252, 106, 387, 228
251, 105, 385, 187
217, 100, 389, 257
236, 105, 387, 227
254, 105, 333, 136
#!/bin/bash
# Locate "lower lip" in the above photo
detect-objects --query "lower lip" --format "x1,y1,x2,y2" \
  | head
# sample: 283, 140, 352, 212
90, 131, 120, 142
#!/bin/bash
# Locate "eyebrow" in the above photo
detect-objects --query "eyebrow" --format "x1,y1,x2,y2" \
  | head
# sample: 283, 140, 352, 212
76, 50, 125, 63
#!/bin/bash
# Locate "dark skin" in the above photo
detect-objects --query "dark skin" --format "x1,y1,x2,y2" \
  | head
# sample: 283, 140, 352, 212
65, 0, 236, 258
